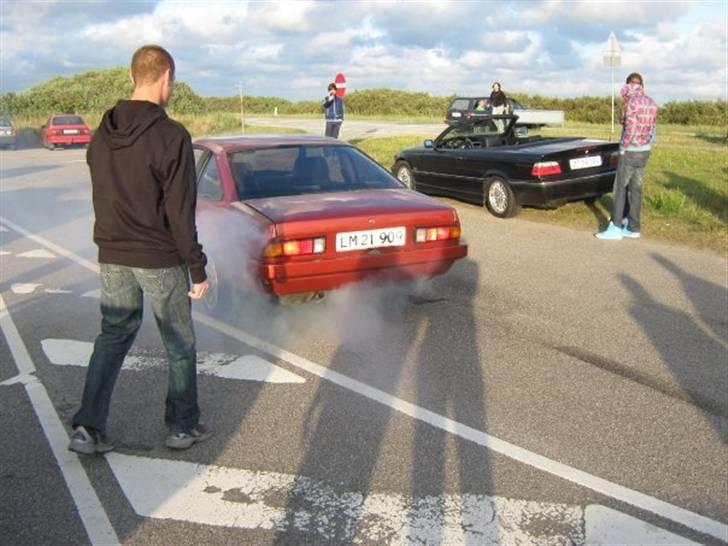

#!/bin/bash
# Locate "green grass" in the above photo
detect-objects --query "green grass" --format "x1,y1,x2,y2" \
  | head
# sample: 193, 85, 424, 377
354, 126, 727, 255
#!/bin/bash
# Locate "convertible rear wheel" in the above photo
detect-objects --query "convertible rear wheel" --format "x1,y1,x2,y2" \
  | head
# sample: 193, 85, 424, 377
484, 177, 520, 218
393, 161, 416, 190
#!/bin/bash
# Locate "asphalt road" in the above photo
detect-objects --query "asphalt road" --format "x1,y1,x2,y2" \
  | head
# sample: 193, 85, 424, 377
0, 146, 726, 546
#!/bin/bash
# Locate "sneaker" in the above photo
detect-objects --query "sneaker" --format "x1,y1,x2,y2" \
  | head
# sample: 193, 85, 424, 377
68, 425, 114, 455
621, 218, 629, 228
595, 221, 623, 240
622, 226, 641, 239
166, 423, 212, 450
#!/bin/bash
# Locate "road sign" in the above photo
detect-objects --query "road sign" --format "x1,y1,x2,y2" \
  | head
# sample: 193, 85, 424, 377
335, 73, 346, 97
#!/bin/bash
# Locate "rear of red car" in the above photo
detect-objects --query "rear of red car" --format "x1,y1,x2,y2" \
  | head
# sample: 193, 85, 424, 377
44, 115, 91, 148
245, 189, 467, 295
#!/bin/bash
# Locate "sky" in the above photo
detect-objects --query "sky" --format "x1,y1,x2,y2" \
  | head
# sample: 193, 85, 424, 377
1, 0, 726, 105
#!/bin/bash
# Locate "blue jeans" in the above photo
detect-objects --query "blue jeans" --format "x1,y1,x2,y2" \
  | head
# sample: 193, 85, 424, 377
325, 121, 342, 138
611, 150, 651, 232
72, 264, 200, 433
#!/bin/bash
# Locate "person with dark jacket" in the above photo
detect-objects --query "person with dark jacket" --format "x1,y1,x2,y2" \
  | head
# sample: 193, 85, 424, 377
323, 83, 344, 138
69, 44, 211, 455
489, 82, 508, 130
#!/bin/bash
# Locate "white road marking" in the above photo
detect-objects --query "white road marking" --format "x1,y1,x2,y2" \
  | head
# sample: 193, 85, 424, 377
0, 250, 10, 255
0, 225, 8, 232
82, 288, 100, 298
2, 216, 726, 542
11, 282, 41, 294
17, 249, 56, 259
41, 338, 305, 384
0, 294, 118, 544
107, 453, 696, 545
44, 288, 72, 294
585, 505, 698, 545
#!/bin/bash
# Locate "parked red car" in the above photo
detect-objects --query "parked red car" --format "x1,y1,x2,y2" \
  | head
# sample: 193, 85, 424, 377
193, 135, 468, 308
42, 115, 91, 149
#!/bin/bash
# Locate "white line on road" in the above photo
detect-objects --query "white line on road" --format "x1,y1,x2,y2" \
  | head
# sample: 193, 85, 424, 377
2, 216, 726, 542
0, 294, 119, 545
41, 338, 306, 384
17, 249, 56, 259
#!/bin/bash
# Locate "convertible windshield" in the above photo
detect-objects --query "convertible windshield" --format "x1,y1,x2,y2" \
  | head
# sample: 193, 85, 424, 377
230, 145, 402, 199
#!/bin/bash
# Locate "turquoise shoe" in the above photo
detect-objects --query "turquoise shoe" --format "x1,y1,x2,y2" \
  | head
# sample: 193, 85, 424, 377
595, 221, 624, 240
622, 226, 641, 239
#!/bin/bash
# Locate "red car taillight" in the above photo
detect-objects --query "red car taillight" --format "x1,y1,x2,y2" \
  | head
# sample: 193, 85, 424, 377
531, 161, 561, 177
264, 237, 326, 257
415, 225, 461, 243
609, 151, 619, 166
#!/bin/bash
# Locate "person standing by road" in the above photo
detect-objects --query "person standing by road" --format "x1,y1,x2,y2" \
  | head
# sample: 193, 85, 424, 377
489, 82, 508, 130
596, 72, 657, 240
323, 82, 344, 138
69, 44, 211, 455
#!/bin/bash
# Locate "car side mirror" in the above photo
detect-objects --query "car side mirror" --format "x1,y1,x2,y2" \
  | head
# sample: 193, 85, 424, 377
424, 139, 434, 149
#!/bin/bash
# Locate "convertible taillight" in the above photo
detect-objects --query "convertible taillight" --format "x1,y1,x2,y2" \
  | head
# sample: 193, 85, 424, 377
609, 151, 619, 166
531, 161, 561, 176
415, 225, 461, 243
264, 237, 326, 257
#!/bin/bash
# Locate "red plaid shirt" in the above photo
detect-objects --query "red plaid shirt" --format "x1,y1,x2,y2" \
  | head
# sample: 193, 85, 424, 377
620, 86, 657, 150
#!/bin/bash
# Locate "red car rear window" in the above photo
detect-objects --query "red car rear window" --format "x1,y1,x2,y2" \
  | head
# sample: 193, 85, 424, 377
53, 116, 85, 125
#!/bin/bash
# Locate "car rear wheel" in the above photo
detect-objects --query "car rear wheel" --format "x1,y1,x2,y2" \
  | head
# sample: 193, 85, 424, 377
393, 161, 416, 190
484, 177, 520, 218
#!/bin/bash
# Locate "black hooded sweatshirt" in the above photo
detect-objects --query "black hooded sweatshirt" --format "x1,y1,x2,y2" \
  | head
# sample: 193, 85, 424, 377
87, 100, 206, 283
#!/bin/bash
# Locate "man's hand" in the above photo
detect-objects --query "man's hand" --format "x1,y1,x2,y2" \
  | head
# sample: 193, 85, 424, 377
188, 280, 209, 299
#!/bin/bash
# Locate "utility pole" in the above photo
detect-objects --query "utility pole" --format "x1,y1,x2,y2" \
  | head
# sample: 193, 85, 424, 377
238, 82, 245, 134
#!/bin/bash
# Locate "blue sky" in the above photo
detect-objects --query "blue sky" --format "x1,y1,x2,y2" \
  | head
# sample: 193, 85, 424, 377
1, 0, 726, 105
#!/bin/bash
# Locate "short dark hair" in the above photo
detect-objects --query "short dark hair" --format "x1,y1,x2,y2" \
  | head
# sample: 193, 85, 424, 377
131, 45, 175, 87
625, 72, 643, 86
328, 83, 337, 91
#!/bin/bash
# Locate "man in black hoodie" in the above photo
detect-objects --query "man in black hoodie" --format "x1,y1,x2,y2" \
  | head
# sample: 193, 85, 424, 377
69, 45, 210, 454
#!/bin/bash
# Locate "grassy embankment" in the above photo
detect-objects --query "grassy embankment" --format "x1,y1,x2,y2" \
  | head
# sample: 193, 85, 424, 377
354, 122, 727, 255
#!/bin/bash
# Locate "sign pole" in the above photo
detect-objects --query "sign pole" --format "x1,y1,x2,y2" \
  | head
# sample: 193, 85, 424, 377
238, 82, 245, 134
603, 32, 621, 139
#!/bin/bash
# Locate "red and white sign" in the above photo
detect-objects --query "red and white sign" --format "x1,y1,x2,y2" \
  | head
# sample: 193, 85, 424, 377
335, 73, 346, 97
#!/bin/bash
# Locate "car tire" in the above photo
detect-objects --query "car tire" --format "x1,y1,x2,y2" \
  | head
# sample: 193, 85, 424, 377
201, 255, 231, 317
393, 161, 416, 191
484, 177, 520, 218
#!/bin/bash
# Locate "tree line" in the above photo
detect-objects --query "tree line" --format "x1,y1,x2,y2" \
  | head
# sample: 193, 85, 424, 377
1, 67, 725, 126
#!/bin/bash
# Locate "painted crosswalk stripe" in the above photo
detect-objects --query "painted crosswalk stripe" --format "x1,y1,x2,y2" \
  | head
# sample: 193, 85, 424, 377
11, 282, 41, 294
107, 453, 697, 545
41, 338, 305, 384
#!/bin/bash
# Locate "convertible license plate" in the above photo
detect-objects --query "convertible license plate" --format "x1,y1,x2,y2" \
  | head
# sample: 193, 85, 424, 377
336, 227, 406, 252
569, 156, 602, 170
63, 129, 80, 135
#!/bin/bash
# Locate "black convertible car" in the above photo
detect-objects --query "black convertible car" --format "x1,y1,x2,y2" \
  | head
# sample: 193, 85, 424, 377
392, 115, 619, 218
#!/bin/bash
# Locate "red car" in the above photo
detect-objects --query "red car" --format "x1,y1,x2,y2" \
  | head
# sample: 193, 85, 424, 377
42, 115, 91, 149
193, 135, 468, 308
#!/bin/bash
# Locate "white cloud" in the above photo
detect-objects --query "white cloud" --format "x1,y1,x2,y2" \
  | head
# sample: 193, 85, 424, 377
0, 0, 725, 103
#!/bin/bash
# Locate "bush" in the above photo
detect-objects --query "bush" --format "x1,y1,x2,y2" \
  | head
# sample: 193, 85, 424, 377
0, 67, 205, 117
2, 68, 726, 126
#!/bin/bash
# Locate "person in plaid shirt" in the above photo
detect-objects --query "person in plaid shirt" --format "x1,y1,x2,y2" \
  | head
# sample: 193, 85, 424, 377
596, 72, 657, 240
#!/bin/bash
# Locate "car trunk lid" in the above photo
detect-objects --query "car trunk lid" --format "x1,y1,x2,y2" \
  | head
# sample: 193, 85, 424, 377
245, 188, 459, 251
